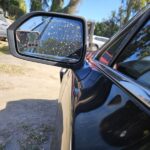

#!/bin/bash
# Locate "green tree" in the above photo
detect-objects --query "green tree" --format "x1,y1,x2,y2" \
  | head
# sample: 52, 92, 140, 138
30, 0, 81, 14
0, 0, 8, 16
94, 21, 119, 38
117, 0, 150, 26
0, 0, 26, 19
30, 0, 42, 11
94, 11, 119, 38
95, 0, 150, 37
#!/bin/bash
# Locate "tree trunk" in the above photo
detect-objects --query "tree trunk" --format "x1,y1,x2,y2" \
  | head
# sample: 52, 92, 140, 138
62, 0, 81, 14
50, 0, 64, 12
123, 0, 134, 24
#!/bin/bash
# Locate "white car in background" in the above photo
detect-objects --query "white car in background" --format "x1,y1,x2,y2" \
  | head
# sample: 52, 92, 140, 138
92, 35, 109, 50
0, 15, 8, 40
0, 8, 12, 41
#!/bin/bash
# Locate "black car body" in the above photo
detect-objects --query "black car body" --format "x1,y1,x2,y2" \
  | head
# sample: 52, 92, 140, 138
7, 5, 150, 150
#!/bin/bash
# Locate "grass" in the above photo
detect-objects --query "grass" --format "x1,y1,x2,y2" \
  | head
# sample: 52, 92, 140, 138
18, 124, 54, 150
0, 63, 25, 75
0, 41, 31, 75
0, 41, 9, 55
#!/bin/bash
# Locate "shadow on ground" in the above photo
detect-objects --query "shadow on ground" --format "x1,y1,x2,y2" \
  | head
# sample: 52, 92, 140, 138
0, 99, 59, 150
0, 45, 9, 55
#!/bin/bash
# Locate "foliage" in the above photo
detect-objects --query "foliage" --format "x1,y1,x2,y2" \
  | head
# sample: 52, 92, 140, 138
30, 0, 42, 11
30, 0, 81, 14
0, 0, 26, 19
94, 0, 150, 38
115, 0, 150, 26
94, 11, 119, 38
94, 21, 119, 38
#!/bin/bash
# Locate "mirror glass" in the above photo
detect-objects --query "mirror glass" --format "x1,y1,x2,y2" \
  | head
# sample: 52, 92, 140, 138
16, 15, 84, 63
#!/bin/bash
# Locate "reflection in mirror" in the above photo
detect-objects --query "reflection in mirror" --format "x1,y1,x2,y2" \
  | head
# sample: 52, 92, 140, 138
16, 16, 84, 63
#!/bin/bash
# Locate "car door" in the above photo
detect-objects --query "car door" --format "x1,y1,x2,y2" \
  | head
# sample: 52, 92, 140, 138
73, 9, 150, 150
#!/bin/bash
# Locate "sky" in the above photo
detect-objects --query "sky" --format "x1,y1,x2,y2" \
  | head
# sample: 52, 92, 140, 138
76, 0, 121, 22
25, 0, 121, 22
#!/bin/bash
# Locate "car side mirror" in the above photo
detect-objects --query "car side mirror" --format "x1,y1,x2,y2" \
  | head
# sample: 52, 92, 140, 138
7, 12, 87, 69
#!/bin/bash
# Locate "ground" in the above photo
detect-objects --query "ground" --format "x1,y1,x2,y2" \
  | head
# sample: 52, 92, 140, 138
0, 41, 60, 149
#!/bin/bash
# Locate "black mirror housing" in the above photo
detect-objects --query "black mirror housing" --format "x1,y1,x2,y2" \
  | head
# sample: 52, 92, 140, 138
7, 11, 87, 69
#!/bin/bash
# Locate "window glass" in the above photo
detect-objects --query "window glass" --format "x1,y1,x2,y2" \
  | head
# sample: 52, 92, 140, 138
114, 19, 150, 89
95, 18, 139, 66
96, 33, 127, 65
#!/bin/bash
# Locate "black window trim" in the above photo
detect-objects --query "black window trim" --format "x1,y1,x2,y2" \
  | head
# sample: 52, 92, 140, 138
91, 59, 150, 109
91, 7, 150, 107
93, 6, 150, 85
110, 9, 150, 68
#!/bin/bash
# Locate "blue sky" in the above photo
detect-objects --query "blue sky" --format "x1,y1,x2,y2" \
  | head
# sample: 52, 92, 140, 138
25, 0, 121, 22
76, 0, 121, 21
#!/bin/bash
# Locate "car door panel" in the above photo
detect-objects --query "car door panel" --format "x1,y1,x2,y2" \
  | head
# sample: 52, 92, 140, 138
74, 69, 112, 115
73, 9, 150, 150
73, 67, 150, 150
55, 69, 73, 150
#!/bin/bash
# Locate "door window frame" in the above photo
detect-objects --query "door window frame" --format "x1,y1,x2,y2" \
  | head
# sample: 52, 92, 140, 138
93, 8, 150, 68
90, 8, 150, 106
111, 13, 150, 68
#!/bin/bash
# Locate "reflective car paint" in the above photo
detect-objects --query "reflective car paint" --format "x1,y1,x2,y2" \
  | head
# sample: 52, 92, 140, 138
61, 60, 150, 150
57, 6, 150, 150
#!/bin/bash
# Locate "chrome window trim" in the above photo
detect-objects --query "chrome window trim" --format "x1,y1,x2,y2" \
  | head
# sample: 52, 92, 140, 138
93, 60, 150, 108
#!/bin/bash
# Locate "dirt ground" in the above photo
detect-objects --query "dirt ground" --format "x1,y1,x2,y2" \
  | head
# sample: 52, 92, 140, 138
0, 41, 60, 149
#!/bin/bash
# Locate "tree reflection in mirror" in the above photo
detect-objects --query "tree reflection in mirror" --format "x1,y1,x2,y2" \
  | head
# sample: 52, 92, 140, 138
16, 16, 84, 63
